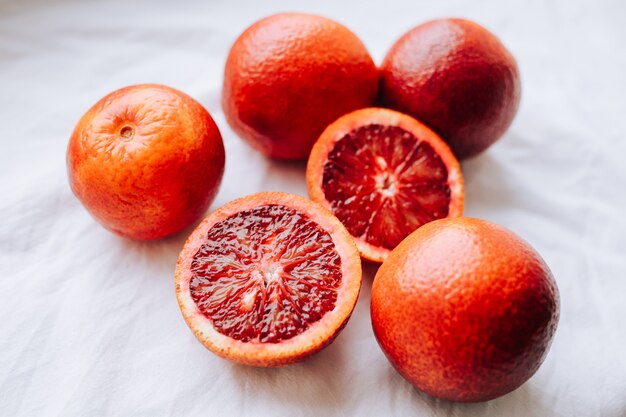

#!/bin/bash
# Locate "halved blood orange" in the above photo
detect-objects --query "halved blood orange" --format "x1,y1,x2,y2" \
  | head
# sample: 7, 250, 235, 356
175, 192, 362, 366
307, 108, 464, 262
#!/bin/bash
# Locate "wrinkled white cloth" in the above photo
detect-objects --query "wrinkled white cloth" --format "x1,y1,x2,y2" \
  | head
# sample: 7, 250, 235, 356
1, 0, 625, 416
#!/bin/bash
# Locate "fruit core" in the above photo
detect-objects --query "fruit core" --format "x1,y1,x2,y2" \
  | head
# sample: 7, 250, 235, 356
321, 124, 452, 250
190, 204, 342, 343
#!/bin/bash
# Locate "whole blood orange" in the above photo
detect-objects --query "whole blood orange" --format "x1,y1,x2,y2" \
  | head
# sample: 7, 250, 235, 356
175, 192, 361, 366
222, 13, 378, 160
371, 218, 560, 402
380, 18, 521, 159
307, 108, 463, 263
67, 84, 225, 240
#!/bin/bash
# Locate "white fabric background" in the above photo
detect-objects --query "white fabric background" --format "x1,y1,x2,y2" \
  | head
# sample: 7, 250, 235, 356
1, 0, 625, 416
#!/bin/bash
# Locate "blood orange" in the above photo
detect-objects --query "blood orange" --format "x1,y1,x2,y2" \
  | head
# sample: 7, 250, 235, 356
306, 108, 463, 262
380, 18, 521, 159
175, 192, 362, 366
67, 84, 225, 240
371, 218, 560, 402
222, 13, 378, 160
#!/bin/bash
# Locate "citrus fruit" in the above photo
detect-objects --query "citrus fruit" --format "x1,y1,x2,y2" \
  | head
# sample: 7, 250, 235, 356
380, 18, 521, 159
67, 84, 225, 240
175, 192, 362, 366
306, 108, 464, 263
222, 12, 378, 160
371, 217, 560, 402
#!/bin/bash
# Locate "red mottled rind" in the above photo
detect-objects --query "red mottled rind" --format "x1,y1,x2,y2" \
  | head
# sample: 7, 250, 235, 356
371, 217, 560, 402
380, 18, 521, 159
67, 84, 225, 240
222, 13, 379, 160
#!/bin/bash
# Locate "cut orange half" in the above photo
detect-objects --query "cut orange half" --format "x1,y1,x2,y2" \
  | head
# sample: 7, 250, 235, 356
175, 192, 362, 366
307, 108, 464, 262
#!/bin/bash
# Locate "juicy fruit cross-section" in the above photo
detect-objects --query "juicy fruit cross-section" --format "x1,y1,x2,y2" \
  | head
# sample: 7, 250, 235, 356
175, 192, 362, 366
307, 108, 464, 262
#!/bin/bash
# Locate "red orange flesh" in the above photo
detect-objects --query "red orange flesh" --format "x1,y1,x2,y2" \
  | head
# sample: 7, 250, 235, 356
307, 108, 463, 262
175, 192, 362, 366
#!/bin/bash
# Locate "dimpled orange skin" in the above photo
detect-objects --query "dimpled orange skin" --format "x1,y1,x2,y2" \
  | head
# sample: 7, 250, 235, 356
222, 13, 379, 160
380, 18, 521, 160
67, 84, 225, 240
371, 218, 559, 402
